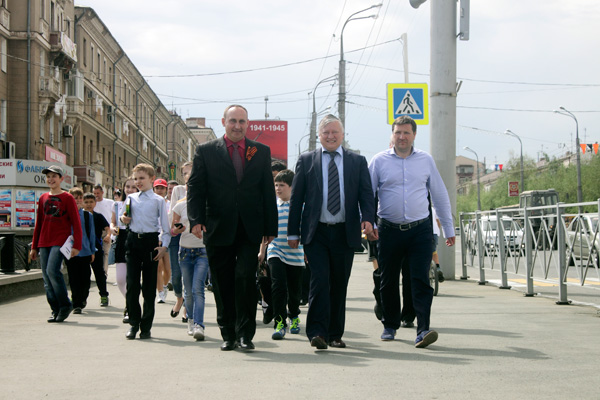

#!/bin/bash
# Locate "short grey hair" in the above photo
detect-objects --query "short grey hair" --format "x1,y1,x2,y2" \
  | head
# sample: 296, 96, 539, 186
318, 114, 344, 134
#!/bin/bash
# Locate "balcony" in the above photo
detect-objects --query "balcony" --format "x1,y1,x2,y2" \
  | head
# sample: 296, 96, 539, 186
0, 7, 10, 31
39, 19, 49, 40
49, 32, 77, 63
65, 96, 84, 123
39, 76, 61, 100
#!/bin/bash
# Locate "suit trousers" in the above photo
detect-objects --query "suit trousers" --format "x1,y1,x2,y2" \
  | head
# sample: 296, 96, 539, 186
66, 255, 92, 308
125, 232, 159, 333
303, 223, 354, 342
206, 222, 260, 342
378, 221, 433, 334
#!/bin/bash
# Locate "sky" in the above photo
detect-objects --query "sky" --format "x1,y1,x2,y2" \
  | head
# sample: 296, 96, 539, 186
75, 0, 600, 171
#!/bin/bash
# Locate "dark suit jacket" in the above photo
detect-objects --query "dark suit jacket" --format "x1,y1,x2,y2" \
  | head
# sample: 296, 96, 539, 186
288, 147, 375, 248
187, 137, 278, 247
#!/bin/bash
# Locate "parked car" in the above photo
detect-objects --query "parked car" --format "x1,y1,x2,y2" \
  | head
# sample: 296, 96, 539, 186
565, 214, 599, 266
466, 216, 525, 256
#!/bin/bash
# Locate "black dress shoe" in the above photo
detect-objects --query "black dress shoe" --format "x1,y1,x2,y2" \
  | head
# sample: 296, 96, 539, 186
220, 340, 237, 351
126, 327, 139, 340
239, 337, 255, 350
262, 307, 273, 325
310, 336, 328, 349
329, 339, 346, 348
55, 306, 73, 322
139, 331, 151, 339
401, 320, 415, 328
47, 313, 57, 323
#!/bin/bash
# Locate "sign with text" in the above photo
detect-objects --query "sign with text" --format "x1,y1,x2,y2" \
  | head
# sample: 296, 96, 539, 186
0, 159, 74, 189
508, 181, 519, 197
45, 146, 67, 165
247, 120, 288, 164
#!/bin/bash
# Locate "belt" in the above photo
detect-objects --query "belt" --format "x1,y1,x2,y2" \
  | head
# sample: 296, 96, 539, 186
129, 231, 159, 239
378, 217, 429, 231
318, 222, 345, 227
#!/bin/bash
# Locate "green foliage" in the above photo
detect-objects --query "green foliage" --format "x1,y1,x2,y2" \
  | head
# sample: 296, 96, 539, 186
457, 154, 600, 214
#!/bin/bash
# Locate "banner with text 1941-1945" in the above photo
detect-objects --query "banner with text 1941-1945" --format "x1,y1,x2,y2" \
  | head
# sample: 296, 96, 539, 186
247, 120, 288, 165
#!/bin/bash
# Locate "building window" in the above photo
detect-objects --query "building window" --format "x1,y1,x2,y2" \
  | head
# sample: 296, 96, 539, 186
50, 1, 55, 31
41, 0, 46, 20
49, 114, 55, 145
1, 37, 6, 73
83, 135, 87, 163
40, 118, 45, 143
90, 44, 94, 72
0, 100, 6, 133
83, 38, 87, 66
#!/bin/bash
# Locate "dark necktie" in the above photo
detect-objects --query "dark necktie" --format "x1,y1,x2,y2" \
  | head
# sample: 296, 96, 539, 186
232, 143, 243, 183
326, 151, 340, 215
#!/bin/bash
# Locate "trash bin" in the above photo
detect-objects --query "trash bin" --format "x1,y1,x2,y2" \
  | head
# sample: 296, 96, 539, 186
0, 232, 15, 273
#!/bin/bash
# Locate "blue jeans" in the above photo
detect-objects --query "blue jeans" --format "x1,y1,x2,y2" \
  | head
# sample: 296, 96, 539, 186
169, 235, 182, 297
179, 247, 209, 328
39, 246, 71, 314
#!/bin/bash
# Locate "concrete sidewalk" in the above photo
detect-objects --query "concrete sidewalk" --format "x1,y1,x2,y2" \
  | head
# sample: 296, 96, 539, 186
1, 255, 599, 399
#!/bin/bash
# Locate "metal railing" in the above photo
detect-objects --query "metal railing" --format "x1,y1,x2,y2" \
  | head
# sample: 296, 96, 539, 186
460, 200, 600, 305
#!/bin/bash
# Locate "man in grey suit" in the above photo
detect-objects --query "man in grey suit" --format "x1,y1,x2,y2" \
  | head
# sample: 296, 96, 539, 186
288, 114, 375, 350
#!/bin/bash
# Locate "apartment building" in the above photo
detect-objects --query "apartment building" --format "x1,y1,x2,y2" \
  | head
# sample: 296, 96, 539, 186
0, 1, 198, 196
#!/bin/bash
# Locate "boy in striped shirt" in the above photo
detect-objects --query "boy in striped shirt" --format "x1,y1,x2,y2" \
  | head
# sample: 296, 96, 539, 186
258, 169, 305, 340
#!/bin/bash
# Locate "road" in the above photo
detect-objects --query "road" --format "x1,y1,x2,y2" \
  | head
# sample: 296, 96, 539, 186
1, 252, 599, 399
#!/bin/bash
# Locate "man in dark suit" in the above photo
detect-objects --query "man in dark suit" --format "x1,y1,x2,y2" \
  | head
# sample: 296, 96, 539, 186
288, 114, 375, 350
187, 104, 278, 351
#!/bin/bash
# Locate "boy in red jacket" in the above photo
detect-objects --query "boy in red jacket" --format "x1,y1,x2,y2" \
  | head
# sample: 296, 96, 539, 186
30, 166, 82, 323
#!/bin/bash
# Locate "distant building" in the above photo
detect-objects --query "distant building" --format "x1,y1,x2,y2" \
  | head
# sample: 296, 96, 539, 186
186, 117, 216, 145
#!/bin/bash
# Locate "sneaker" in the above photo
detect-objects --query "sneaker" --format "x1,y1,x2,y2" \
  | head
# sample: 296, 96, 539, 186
187, 319, 194, 336
122, 308, 129, 324
415, 330, 438, 348
437, 268, 445, 283
73, 307, 82, 314
100, 296, 109, 307
271, 319, 286, 340
289, 317, 301, 334
381, 327, 396, 341
193, 324, 205, 341
157, 289, 166, 304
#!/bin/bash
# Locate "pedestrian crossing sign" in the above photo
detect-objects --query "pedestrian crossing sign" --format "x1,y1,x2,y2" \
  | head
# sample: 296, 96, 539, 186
387, 83, 429, 125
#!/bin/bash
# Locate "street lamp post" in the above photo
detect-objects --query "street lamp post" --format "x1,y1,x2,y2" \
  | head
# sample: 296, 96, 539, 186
504, 129, 524, 194
464, 146, 481, 210
338, 3, 381, 143
310, 75, 337, 151
554, 106, 583, 203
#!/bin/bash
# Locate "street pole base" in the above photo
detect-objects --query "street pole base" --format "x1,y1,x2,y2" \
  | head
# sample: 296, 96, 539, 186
499, 286, 511, 290
460, 276, 469, 280
524, 293, 536, 297
555, 300, 572, 305
478, 281, 488, 285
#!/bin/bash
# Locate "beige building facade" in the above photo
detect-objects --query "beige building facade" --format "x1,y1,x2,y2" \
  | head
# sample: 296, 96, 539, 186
1, 1, 198, 195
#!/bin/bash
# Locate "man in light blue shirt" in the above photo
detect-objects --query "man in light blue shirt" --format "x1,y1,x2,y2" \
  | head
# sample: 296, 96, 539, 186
368, 115, 455, 349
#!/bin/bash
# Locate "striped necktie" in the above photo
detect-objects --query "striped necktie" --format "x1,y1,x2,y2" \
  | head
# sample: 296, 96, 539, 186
325, 151, 340, 215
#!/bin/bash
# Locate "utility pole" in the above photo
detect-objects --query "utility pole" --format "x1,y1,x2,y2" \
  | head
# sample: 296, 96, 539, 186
430, 0, 457, 279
